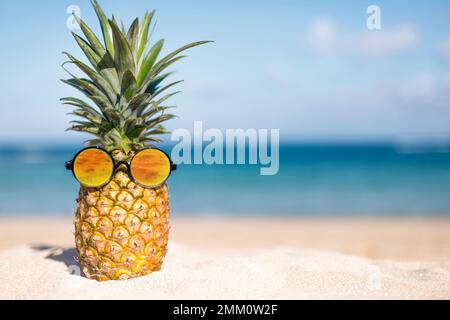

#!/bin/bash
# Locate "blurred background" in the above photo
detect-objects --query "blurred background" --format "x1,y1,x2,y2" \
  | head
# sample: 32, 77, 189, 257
1, 0, 450, 216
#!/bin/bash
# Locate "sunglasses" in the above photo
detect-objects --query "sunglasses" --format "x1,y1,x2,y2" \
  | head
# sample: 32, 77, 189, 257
66, 147, 177, 188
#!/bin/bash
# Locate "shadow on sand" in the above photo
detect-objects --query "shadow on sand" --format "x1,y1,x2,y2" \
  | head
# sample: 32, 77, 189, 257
31, 245, 84, 277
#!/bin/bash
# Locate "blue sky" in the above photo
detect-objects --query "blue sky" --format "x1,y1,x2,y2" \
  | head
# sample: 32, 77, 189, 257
1, 0, 450, 143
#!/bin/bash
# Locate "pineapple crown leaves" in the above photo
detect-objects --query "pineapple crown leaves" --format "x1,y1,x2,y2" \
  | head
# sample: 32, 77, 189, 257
61, 0, 212, 154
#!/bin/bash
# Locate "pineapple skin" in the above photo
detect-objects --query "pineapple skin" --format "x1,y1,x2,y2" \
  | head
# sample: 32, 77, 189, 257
74, 170, 170, 281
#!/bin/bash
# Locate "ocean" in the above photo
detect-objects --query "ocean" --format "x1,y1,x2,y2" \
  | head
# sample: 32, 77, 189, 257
1, 143, 450, 216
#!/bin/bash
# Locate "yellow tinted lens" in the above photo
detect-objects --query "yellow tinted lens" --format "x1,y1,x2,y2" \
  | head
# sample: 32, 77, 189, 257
73, 149, 113, 187
131, 149, 171, 187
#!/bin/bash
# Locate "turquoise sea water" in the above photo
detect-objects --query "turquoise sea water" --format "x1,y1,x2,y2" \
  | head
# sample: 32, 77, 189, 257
1, 143, 450, 216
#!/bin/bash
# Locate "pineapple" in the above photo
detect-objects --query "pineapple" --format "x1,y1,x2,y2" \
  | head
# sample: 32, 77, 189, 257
62, 0, 210, 281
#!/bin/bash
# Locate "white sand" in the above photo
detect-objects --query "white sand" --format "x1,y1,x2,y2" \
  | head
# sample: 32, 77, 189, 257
1, 242, 449, 299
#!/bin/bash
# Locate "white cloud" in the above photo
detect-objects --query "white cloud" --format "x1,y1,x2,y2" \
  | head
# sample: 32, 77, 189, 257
306, 18, 420, 56
383, 74, 450, 110
274, 71, 450, 139
359, 25, 419, 55
439, 39, 450, 60
322, 73, 450, 112
307, 18, 337, 50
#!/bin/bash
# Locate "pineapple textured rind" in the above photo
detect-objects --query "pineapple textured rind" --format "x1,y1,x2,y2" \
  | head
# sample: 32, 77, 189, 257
74, 170, 170, 281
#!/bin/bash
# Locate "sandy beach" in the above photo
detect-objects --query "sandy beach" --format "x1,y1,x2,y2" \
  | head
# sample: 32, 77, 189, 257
0, 217, 449, 299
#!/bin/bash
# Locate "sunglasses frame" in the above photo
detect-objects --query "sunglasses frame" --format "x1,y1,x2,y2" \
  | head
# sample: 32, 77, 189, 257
66, 146, 177, 189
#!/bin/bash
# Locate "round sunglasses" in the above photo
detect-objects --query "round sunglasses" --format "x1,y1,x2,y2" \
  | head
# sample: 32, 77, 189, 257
65, 147, 177, 188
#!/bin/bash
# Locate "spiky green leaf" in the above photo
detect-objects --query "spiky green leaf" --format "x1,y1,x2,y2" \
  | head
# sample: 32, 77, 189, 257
63, 52, 117, 104
73, 15, 105, 56
91, 0, 115, 57
137, 39, 164, 86
109, 19, 135, 79
137, 11, 155, 62
121, 70, 137, 101
126, 18, 140, 55
71, 33, 120, 93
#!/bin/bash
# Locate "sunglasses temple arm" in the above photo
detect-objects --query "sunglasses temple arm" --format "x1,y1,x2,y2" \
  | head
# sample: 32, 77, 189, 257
171, 164, 177, 171
65, 161, 73, 170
